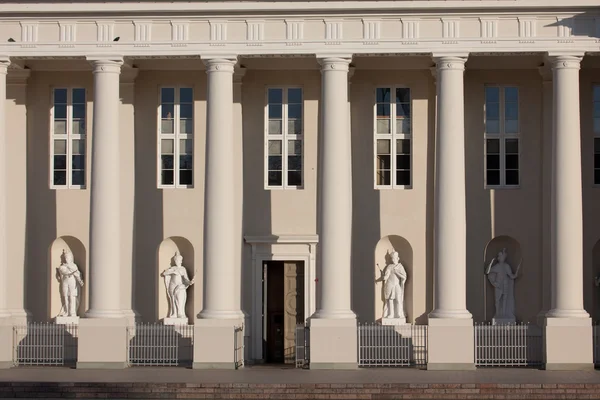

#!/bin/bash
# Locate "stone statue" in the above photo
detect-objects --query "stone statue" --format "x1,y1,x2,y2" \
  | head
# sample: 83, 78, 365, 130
486, 248, 519, 323
55, 249, 84, 321
161, 251, 194, 324
377, 251, 407, 324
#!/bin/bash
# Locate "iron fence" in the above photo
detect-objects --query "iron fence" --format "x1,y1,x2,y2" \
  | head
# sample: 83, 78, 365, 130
234, 325, 245, 369
127, 323, 193, 367
13, 323, 78, 367
295, 324, 310, 368
358, 323, 428, 367
474, 322, 543, 367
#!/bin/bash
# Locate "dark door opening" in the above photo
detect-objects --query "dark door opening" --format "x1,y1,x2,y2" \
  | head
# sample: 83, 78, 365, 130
263, 261, 305, 364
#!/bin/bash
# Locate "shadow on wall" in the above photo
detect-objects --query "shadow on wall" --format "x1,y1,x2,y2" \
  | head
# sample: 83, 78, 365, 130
482, 236, 522, 322
48, 236, 87, 320
157, 237, 195, 325
546, 14, 600, 39
374, 236, 413, 323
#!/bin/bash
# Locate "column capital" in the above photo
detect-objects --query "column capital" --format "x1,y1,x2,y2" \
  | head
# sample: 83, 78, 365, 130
317, 55, 352, 72
0, 57, 10, 74
87, 56, 124, 74
546, 54, 582, 70
202, 57, 237, 73
432, 55, 468, 71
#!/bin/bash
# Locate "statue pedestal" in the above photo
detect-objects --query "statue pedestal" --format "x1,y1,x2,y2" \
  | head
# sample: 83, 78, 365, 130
381, 317, 407, 326
492, 317, 516, 325
163, 317, 188, 326
55, 316, 80, 325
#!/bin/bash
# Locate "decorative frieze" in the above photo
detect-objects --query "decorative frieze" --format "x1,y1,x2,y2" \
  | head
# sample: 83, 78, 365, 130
325, 20, 343, 43
401, 19, 419, 40
96, 21, 114, 42
518, 18, 536, 38
363, 19, 381, 42
59, 22, 76, 42
210, 20, 227, 43
246, 20, 264, 43
20, 22, 38, 43
442, 18, 460, 39
171, 21, 189, 42
286, 20, 303, 43
134, 21, 152, 43
480, 18, 498, 39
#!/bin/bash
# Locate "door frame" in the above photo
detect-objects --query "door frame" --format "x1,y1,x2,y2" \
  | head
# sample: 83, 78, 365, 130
244, 235, 318, 362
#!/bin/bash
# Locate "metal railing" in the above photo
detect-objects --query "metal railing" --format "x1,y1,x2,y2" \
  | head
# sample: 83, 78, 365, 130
295, 324, 310, 368
234, 325, 244, 369
127, 323, 193, 367
358, 323, 428, 367
474, 322, 542, 367
13, 323, 78, 367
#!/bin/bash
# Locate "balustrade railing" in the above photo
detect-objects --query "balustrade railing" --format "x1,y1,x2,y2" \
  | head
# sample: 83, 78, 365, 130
474, 322, 542, 367
358, 323, 427, 367
127, 323, 193, 367
13, 323, 78, 367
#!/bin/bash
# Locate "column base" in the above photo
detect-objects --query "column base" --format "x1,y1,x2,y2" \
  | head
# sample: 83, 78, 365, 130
76, 318, 128, 369
308, 318, 357, 369
544, 316, 593, 370
427, 318, 475, 370
0, 318, 13, 369
193, 318, 243, 369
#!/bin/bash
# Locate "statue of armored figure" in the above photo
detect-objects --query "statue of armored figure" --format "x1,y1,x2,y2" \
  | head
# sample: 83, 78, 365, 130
55, 249, 84, 323
161, 251, 194, 325
377, 251, 407, 325
486, 248, 520, 324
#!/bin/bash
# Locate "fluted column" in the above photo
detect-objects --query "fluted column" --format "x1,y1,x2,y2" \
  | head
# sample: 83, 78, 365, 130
429, 56, 471, 320
198, 58, 242, 319
546, 55, 588, 319
86, 57, 123, 318
314, 57, 354, 320
0, 58, 9, 319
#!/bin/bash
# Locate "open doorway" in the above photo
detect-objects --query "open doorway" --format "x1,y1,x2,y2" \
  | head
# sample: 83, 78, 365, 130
263, 261, 305, 364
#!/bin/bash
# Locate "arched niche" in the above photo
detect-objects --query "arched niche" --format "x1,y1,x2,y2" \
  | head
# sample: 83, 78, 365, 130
483, 236, 522, 322
49, 236, 87, 321
374, 235, 413, 323
593, 240, 600, 320
157, 237, 195, 324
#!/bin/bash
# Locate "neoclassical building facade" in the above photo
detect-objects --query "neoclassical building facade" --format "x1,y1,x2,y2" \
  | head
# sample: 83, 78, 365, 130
0, 0, 599, 370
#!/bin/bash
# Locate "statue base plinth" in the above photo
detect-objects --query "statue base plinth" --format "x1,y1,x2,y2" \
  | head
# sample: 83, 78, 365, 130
55, 316, 79, 325
163, 317, 189, 326
381, 317, 407, 326
492, 317, 516, 325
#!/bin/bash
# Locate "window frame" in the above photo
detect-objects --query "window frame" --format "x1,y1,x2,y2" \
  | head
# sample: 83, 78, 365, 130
264, 85, 304, 190
49, 87, 87, 190
483, 84, 521, 189
157, 86, 194, 189
593, 84, 600, 187
373, 85, 413, 190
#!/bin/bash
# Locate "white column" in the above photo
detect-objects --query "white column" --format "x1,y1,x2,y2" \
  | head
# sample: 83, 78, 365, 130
86, 58, 123, 318
314, 57, 354, 320
546, 55, 588, 320
429, 56, 471, 320
197, 58, 242, 320
0, 58, 9, 319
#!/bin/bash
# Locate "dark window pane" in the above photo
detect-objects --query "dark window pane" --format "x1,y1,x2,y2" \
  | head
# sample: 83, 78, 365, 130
486, 155, 500, 170
288, 88, 302, 104
505, 102, 518, 120
54, 89, 67, 104
161, 170, 174, 185
377, 155, 391, 170
396, 103, 411, 118
72, 155, 85, 170
268, 88, 283, 104
594, 154, 600, 168
486, 139, 500, 154
72, 88, 85, 104
180, 104, 193, 119
594, 86, 600, 102
73, 104, 85, 119
268, 156, 282, 171
595, 169, 600, 185
376, 104, 390, 117
486, 103, 499, 120
487, 170, 500, 186
54, 104, 67, 119
161, 155, 174, 169
269, 104, 282, 119
288, 171, 302, 186
288, 104, 302, 119
396, 88, 410, 103
161, 104, 174, 119
376, 88, 391, 103
396, 170, 411, 186
504, 87, 518, 103
179, 170, 193, 185
53, 171, 67, 186
180, 155, 193, 170
595, 138, 600, 152
72, 170, 85, 186
396, 154, 411, 170
288, 155, 302, 171
161, 88, 175, 103
485, 87, 500, 102
377, 170, 391, 186
505, 170, 519, 186
505, 139, 519, 154
54, 155, 67, 170
397, 139, 410, 154
505, 154, 519, 170
268, 171, 282, 186
180, 88, 193, 103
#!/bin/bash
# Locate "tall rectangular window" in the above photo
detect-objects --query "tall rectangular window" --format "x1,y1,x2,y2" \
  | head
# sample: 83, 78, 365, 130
265, 87, 303, 188
374, 87, 411, 188
484, 86, 519, 187
594, 85, 600, 185
158, 87, 194, 188
51, 88, 86, 189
